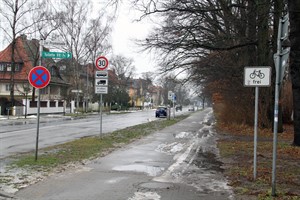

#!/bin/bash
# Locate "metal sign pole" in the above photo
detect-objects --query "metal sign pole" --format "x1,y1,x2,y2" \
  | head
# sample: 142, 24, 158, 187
35, 90, 41, 161
272, 60, 281, 196
35, 39, 43, 161
173, 97, 175, 118
244, 66, 271, 183
271, 14, 288, 196
100, 94, 103, 137
253, 86, 259, 180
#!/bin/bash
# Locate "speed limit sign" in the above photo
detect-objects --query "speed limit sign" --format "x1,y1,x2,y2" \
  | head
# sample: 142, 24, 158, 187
95, 56, 109, 71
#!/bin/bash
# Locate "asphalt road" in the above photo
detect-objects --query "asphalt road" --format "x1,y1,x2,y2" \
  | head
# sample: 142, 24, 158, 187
1, 109, 184, 159
14, 108, 234, 200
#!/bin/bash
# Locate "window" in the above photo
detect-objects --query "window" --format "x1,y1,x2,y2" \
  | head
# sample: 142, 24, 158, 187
40, 87, 48, 94
50, 67, 56, 76
5, 84, 10, 91
0, 62, 22, 72
40, 101, 47, 107
0, 63, 5, 71
15, 65, 20, 71
50, 101, 56, 107
30, 101, 37, 108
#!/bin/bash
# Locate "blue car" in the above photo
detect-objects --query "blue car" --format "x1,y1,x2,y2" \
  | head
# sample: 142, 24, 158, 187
155, 106, 168, 118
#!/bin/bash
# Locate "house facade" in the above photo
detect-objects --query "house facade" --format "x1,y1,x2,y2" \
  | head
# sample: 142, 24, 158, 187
0, 35, 70, 115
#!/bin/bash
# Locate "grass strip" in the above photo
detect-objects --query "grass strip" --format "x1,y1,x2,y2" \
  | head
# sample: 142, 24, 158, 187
217, 124, 300, 200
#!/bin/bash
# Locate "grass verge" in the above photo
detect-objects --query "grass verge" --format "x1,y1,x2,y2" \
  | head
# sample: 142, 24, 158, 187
217, 123, 300, 200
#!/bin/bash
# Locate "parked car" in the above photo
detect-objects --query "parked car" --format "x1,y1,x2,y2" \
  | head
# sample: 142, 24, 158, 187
175, 105, 182, 111
155, 106, 168, 118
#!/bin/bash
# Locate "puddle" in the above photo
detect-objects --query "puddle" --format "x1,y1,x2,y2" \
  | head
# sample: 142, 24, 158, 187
192, 150, 224, 172
112, 164, 164, 176
139, 181, 174, 189
106, 176, 128, 184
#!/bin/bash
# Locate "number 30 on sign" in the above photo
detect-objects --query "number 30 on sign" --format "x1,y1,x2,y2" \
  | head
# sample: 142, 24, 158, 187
95, 56, 109, 71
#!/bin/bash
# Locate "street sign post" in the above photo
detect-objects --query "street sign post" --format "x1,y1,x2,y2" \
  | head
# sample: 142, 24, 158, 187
94, 56, 109, 138
271, 14, 290, 196
28, 66, 51, 89
42, 51, 72, 59
95, 56, 109, 71
244, 66, 271, 181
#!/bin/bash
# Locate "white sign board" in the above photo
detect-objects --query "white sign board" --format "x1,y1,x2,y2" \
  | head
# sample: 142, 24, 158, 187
95, 86, 108, 94
95, 71, 108, 78
71, 89, 82, 93
168, 91, 173, 100
244, 67, 271, 87
95, 78, 108, 86
95, 71, 109, 94
43, 40, 66, 47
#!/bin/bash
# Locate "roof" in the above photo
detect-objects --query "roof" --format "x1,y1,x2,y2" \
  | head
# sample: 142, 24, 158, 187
0, 35, 69, 86
0, 35, 33, 81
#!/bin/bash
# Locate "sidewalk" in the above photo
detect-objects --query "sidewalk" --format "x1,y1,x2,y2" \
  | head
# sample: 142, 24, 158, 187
0, 114, 73, 126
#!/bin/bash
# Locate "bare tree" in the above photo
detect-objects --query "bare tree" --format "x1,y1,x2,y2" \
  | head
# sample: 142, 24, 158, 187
84, 15, 113, 105
110, 54, 136, 82
0, 0, 46, 106
288, 0, 300, 146
132, 0, 286, 128
85, 15, 112, 65
54, 0, 91, 108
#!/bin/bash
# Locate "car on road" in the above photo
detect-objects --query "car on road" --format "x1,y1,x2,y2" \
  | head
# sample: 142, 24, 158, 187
188, 106, 195, 111
155, 106, 168, 118
175, 105, 182, 111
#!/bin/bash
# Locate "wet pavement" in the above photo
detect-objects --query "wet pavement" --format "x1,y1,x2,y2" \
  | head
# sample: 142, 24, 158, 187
1, 108, 234, 200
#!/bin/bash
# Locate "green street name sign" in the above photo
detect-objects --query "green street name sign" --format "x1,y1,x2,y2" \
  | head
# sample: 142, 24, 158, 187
42, 51, 72, 59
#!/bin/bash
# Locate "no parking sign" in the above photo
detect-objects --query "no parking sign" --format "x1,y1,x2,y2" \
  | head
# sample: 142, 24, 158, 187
28, 66, 51, 89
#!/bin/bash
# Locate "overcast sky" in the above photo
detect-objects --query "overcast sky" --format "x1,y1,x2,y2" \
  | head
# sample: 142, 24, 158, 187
110, 1, 158, 77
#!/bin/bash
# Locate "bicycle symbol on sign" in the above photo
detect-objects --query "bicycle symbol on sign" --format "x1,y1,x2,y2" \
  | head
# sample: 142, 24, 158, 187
250, 70, 265, 79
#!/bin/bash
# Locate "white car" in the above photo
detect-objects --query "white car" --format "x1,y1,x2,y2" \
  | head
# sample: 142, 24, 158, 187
188, 106, 195, 111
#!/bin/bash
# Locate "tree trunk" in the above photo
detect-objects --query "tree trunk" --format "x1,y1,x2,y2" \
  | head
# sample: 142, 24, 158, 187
288, 0, 300, 146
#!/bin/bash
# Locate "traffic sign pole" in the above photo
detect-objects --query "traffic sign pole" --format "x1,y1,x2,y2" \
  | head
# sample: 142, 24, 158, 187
244, 66, 271, 181
28, 66, 51, 160
95, 56, 109, 137
100, 94, 103, 138
271, 14, 289, 196
253, 86, 259, 180
32, 41, 52, 161
35, 39, 43, 161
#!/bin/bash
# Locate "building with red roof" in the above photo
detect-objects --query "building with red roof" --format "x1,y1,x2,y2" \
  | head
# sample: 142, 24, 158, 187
0, 35, 70, 115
